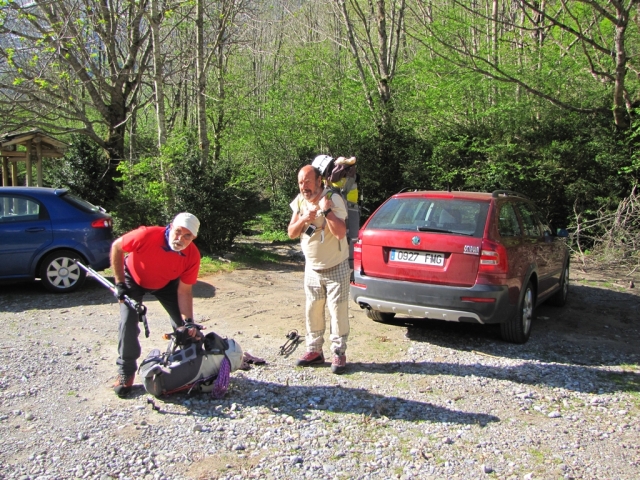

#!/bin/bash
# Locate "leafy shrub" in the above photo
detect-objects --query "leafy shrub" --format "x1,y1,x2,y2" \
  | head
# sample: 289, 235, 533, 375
111, 154, 172, 235
170, 147, 261, 254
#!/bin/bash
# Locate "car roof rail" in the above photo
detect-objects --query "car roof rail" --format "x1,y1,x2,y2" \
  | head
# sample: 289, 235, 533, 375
492, 190, 530, 200
396, 187, 421, 194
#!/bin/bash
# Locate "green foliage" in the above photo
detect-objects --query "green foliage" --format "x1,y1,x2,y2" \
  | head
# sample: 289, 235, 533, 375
268, 189, 297, 231
42, 134, 111, 208
112, 153, 172, 235
169, 138, 261, 254
398, 110, 635, 228
352, 125, 431, 216
8, 0, 640, 250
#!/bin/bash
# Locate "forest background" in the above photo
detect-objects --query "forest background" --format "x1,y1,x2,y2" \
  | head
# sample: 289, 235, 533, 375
1, 0, 639, 264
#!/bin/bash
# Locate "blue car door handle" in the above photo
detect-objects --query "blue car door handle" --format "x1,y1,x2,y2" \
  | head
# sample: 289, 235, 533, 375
25, 227, 45, 232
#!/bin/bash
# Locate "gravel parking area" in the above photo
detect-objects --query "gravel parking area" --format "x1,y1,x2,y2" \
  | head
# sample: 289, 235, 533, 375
0, 257, 639, 480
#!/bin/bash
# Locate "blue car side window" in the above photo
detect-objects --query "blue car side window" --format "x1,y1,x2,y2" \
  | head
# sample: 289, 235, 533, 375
0, 196, 42, 223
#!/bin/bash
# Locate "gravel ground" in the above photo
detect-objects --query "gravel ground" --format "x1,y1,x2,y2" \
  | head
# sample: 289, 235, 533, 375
1, 260, 639, 480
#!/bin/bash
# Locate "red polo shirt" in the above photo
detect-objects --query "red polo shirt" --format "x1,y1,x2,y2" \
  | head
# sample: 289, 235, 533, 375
122, 226, 200, 290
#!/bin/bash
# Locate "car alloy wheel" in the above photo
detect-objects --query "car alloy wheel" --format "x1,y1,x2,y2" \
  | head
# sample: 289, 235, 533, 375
501, 281, 534, 344
39, 250, 87, 293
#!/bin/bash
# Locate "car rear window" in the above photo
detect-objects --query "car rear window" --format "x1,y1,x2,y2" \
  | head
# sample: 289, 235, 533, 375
60, 192, 102, 213
366, 197, 489, 237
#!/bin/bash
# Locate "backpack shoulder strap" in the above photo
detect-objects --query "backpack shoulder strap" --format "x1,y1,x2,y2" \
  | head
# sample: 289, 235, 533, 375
296, 193, 304, 214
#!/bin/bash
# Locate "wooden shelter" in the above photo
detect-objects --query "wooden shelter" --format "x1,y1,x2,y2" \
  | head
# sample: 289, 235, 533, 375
1, 130, 67, 187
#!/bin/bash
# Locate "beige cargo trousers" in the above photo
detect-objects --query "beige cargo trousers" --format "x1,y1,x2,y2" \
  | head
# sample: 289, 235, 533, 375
303, 258, 351, 356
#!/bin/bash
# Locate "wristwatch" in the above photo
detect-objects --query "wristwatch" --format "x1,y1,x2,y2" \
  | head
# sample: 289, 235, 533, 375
322, 208, 332, 216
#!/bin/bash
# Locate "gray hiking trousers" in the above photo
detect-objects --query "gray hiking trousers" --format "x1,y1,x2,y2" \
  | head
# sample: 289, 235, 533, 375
117, 268, 184, 376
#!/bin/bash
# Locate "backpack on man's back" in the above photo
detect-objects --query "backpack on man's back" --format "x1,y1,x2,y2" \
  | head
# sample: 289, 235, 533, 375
311, 155, 361, 269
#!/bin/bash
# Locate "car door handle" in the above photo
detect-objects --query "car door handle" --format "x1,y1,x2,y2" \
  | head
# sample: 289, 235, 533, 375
25, 227, 45, 232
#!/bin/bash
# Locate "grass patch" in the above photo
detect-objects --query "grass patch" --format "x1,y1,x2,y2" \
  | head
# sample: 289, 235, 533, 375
602, 372, 640, 393
233, 243, 286, 264
528, 448, 546, 464
620, 363, 640, 372
258, 229, 291, 242
199, 242, 293, 276
198, 255, 236, 276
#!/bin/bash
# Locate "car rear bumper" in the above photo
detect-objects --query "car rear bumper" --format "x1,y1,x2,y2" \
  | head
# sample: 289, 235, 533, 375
351, 273, 515, 324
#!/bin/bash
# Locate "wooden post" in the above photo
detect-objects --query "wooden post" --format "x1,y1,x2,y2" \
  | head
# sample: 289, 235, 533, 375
1, 157, 8, 186
11, 160, 18, 186
35, 139, 43, 187
25, 141, 32, 186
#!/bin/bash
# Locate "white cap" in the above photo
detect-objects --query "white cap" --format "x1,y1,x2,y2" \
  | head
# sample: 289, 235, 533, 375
172, 212, 200, 237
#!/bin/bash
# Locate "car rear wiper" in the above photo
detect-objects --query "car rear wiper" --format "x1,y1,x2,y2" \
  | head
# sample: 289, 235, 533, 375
417, 226, 473, 236
417, 226, 453, 233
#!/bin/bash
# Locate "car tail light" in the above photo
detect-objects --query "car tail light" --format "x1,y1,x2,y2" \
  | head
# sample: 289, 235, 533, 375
353, 239, 362, 273
91, 218, 113, 228
478, 239, 508, 274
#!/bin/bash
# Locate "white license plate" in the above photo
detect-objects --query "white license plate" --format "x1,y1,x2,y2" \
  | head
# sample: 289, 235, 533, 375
390, 249, 444, 266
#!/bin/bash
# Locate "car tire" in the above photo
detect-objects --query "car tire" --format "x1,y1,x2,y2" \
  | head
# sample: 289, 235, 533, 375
366, 309, 396, 323
501, 281, 534, 344
548, 263, 569, 307
39, 250, 87, 293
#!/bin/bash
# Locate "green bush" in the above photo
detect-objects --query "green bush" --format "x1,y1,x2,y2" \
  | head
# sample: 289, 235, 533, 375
170, 149, 261, 254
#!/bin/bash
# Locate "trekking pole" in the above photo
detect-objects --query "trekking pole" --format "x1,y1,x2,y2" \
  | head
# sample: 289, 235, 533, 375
76, 261, 150, 338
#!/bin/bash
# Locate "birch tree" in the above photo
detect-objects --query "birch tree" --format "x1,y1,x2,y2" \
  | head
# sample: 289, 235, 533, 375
150, 0, 167, 148
333, 0, 407, 130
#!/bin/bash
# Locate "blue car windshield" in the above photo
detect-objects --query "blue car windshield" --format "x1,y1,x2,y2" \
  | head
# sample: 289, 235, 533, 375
367, 197, 489, 238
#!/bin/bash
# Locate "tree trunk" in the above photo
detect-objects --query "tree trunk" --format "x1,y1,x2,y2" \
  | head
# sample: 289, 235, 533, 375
212, 42, 225, 163
613, 7, 630, 129
196, 0, 210, 163
335, 0, 405, 130
150, 0, 167, 149
104, 105, 127, 199
490, 0, 498, 106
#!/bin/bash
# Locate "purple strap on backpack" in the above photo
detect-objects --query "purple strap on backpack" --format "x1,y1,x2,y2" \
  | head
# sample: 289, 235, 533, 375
211, 356, 231, 399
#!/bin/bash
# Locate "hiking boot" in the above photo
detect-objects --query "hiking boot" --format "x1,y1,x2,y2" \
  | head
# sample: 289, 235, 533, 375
331, 355, 347, 374
113, 373, 135, 397
295, 351, 325, 366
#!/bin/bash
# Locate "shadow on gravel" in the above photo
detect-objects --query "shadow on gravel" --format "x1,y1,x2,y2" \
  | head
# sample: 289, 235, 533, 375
357, 282, 640, 395
138, 378, 501, 426
371, 283, 639, 362
0, 277, 217, 312
345, 360, 640, 395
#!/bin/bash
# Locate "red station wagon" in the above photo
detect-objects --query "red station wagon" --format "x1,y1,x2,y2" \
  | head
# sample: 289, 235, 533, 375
350, 190, 570, 343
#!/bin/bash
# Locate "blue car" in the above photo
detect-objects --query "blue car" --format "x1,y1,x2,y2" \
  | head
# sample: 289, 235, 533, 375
0, 187, 114, 292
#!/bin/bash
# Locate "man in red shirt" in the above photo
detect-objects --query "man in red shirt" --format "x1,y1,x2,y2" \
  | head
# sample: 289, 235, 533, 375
110, 212, 201, 396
